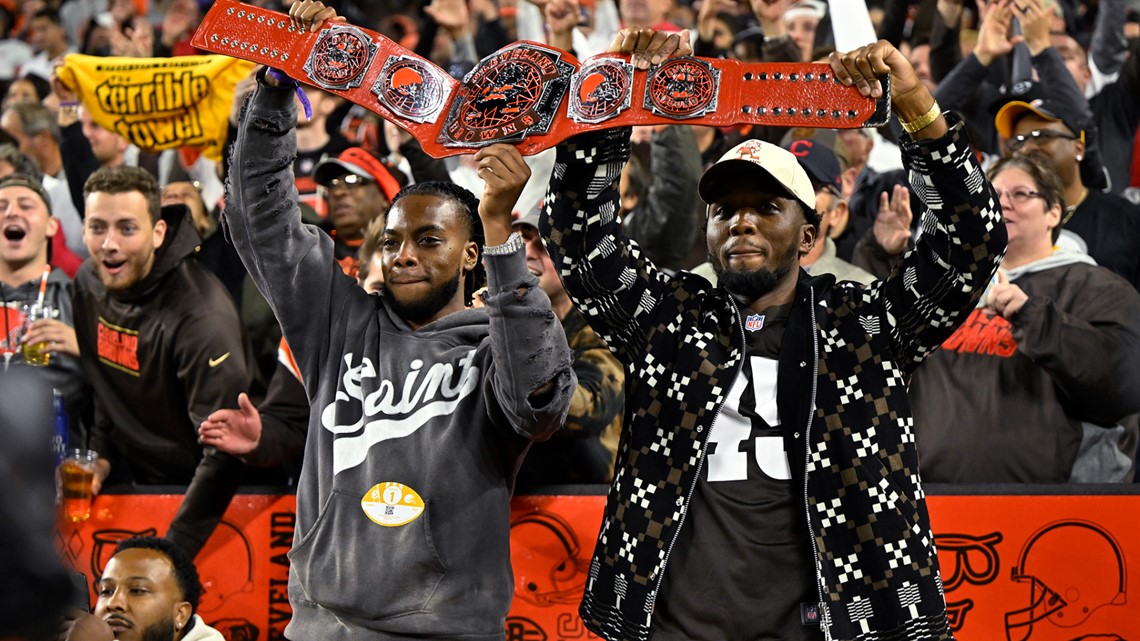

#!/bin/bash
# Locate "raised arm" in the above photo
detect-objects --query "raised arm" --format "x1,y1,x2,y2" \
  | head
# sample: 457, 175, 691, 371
831, 40, 1008, 373
475, 144, 576, 440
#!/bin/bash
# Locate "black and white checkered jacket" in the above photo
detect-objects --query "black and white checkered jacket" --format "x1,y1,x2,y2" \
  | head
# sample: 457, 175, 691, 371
540, 115, 1006, 641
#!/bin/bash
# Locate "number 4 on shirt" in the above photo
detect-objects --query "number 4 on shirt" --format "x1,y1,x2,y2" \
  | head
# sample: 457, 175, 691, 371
705, 357, 792, 482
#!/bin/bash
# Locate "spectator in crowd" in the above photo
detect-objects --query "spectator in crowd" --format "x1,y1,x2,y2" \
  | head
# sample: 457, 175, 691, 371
226, 5, 575, 637
541, 33, 1004, 640
618, 125, 702, 273
357, 213, 387, 294
1047, 6, 1138, 194
935, 0, 1111, 191
2, 101, 85, 259
59, 536, 225, 641
784, 137, 874, 284
0, 172, 87, 439
911, 152, 1140, 484
0, 143, 81, 275
161, 179, 244, 306
996, 94, 1140, 290
153, 0, 202, 58
73, 166, 262, 558
0, 6, 33, 83
512, 207, 624, 488
784, 0, 826, 62
312, 146, 404, 276
2, 74, 49, 110
618, 0, 682, 31
50, 67, 162, 216
21, 8, 74, 82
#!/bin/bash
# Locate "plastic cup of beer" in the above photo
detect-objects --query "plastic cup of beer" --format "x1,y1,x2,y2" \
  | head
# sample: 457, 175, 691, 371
20, 303, 55, 366
59, 449, 98, 522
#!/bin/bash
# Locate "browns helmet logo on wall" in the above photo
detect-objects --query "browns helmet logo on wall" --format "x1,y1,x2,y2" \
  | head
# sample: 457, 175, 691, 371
373, 56, 452, 124
568, 59, 633, 124
303, 24, 377, 90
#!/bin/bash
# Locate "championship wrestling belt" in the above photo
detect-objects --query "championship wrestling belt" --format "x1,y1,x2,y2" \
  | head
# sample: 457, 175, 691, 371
192, 0, 890, 158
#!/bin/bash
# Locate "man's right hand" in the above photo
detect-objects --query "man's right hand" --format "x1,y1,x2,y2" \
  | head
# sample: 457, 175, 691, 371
607, 27, 693, 70
198, 393, 263, 456
287, 0, 346, 33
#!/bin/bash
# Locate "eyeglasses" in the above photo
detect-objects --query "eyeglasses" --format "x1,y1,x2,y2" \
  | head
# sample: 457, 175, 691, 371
1006, 129, 1078, 151
327, 174, 373, 190
995, 188, 1044, 204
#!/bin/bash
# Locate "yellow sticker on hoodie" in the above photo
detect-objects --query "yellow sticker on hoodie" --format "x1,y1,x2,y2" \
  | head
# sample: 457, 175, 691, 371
361, 482, 425, 527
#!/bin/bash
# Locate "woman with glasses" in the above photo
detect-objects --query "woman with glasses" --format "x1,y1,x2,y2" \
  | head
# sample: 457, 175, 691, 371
908, 151, 1140, 483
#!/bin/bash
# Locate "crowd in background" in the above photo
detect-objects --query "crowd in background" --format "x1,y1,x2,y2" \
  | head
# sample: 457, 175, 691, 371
1, 0, 1139, 557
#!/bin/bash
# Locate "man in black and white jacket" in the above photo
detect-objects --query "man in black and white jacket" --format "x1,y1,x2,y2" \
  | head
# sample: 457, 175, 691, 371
542, 32, 1007, 641
225, 5, 576, 639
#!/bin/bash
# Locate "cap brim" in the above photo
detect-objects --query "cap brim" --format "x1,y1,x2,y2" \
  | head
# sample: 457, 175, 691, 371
994, 101, 1060, 139
313, 159, 364, 186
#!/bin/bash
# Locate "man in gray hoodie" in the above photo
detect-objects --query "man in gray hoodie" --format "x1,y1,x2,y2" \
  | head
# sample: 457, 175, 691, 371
225, 9, 576, 641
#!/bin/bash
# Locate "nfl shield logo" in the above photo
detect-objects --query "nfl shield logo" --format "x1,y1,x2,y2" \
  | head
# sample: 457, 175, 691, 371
745, 314, 765, 331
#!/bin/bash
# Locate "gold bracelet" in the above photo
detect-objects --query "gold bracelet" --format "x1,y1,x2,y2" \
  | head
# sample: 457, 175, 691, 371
900, 100, 941, 134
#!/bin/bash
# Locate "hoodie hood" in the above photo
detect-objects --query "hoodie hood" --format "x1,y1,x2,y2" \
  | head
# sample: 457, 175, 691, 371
1003, 247, 1097, 279
104, 204, 203, 303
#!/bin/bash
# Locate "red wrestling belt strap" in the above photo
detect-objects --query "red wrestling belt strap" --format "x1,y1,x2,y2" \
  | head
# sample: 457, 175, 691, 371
193, 0, 890, 158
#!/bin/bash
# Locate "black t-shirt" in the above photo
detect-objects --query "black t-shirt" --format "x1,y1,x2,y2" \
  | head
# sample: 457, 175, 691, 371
651, 303, 823, 640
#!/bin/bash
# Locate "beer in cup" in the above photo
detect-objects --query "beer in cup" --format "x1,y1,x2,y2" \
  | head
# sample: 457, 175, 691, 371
59, 449, 98, 522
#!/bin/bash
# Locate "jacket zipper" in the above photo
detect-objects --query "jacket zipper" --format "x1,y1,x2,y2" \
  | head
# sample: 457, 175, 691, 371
647, 303, 746, 622
803, 286, 831, 639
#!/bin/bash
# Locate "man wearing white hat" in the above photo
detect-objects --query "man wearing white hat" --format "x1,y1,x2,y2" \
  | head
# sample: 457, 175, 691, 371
541, 33, 1007, 641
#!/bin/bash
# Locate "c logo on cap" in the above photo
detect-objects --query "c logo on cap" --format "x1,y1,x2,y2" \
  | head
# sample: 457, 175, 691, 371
789, 140, 814, 157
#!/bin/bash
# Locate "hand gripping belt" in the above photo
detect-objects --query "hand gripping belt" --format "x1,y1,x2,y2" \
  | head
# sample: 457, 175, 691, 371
192, 0, 891, 158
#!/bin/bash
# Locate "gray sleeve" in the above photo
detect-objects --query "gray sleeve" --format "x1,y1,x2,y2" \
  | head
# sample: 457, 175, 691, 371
1090, 0, 1128, 80
224, 72, 355, 386
480, 245, 576, 441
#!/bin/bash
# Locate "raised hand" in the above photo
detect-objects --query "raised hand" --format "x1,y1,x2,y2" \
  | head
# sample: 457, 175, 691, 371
974, 0, 1015, 66
424, 0, 473, 38
545, 0, 581, 51
1010, 0, 1051, 55
287, 0, 346, 33
607, 27, 693, 70
475, 144, 532, 246
874, 184, 914, 255
829, 39, 946, 138
985, 270, 1029, 318
198, 393, 263, 456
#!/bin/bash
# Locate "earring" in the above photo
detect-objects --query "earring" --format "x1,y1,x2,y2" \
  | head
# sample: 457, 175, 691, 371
1076, 155, 1083, 161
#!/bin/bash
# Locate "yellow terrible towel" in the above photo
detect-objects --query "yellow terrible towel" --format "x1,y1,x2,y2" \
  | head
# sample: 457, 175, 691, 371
57, 54, 255, 162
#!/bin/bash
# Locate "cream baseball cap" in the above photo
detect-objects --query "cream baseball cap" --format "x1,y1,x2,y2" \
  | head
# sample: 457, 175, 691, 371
698, 138, 816, 213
